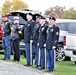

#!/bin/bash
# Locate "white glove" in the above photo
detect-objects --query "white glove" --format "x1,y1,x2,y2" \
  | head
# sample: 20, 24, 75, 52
30, 40, 33, 43
37, 43, 39, 46
52, 46, 56, 49
44, 44, 46, 47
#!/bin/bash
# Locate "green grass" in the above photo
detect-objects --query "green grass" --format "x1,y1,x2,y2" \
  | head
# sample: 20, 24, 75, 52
53, 61, 76, 75
0, 51, 76, 75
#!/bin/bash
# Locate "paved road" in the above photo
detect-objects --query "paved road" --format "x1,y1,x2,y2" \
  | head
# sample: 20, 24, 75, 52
0, 60, 52, 75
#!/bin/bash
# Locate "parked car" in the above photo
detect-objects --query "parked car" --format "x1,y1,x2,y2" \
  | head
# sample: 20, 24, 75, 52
0, 17, 3, 50
63, 27, 76, 64
55, 19, 76, 61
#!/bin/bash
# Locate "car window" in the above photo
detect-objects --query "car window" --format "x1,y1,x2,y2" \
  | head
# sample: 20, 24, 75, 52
9, 16, 27, 25
68, 22, 76, 33
56, 23, 67, 31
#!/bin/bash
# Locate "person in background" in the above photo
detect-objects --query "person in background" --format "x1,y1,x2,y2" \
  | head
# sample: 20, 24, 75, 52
2, 14, 12, 60
11, 16, 22, 62
46, 16, 59, 72
33, 15, 41, 68
38, 16, 48, 70
24, 13, 36, 66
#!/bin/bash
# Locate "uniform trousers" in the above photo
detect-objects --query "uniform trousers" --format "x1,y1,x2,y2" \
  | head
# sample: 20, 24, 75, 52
25, 43, 30, 65
40, 48, 45, 68
46, 49, 54, 71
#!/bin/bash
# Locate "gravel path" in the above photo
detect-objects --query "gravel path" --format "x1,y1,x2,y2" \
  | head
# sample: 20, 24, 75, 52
0, 60, 52, 75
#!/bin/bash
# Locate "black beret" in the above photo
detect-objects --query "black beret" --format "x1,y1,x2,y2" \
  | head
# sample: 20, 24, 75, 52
26, 13, 33, 16
40, 16, 46, 19
49, 16, 56, 21
36, 15, 40, 19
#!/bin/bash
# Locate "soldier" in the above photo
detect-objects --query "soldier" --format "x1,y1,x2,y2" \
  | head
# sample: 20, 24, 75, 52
10, 16, 22, 62
24, 13, 36, 66
38, 16, 48, 70
46, 16, 59, 72
33, 15, 40, 68
2, 14, 12, 60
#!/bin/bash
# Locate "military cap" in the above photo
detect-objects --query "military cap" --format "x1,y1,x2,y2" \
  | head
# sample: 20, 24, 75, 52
49, 16, 56, 21
26, 13, 33, 16
36, 15, 41, 19
13, 16, 19, 20
40, 15, 46, 19
2, 14, 9, 18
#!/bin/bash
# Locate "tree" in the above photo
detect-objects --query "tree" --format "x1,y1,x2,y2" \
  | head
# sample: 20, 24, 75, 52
12, 0, 28, 11
1, 0, 11, 15
61, 7, 76, 19
45, 5, 65, 18
1, 0, 29, 15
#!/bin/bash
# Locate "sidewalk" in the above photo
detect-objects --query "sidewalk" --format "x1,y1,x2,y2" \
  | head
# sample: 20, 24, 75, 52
0, 60, 52, 75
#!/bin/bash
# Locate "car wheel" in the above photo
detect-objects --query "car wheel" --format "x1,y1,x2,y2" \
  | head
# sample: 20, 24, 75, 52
55, 47, 66, 61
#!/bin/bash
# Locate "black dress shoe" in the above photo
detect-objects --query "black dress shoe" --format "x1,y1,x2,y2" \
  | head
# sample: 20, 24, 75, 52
35, 65, 39, 68
24, 64, 31, 67
46, 69, 55, 72
13, 60, 19, 62
1, 58, 6, 60
38, 67, 45, 70
1, 58, 10, 60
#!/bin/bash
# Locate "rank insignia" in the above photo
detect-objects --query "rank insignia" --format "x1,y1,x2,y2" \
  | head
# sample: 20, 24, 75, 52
50, 29, 53, 32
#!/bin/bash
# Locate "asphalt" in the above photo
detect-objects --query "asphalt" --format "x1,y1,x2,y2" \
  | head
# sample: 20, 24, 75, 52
0, 60, 52, 75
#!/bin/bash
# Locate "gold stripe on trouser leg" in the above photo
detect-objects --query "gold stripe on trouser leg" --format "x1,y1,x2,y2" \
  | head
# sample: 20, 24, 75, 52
30, 40, 33, 65
54, 49, 56, 70
44, 48, 47, 69
38, 48, 40, 66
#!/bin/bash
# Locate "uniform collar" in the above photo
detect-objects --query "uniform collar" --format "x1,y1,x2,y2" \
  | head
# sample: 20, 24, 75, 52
28, 19, 33, 22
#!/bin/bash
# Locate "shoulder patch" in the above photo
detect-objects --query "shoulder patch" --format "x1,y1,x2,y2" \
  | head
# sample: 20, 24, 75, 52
56, 32, 59, 35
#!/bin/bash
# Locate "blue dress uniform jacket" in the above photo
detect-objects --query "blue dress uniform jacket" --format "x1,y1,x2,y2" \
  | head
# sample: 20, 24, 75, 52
38, 24, 48, 48
24, 19, 36, 43
33, 23, 40, 46
46, 25, 59, 50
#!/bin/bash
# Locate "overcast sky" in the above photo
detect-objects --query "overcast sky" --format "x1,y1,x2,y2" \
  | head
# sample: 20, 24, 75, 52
1, 0, 76, 14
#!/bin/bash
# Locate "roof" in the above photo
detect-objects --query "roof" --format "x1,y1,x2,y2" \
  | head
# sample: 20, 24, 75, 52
49, 12, 59, 18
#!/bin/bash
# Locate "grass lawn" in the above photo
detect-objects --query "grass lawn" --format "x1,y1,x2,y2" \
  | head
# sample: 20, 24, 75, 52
0, 50, 76, 75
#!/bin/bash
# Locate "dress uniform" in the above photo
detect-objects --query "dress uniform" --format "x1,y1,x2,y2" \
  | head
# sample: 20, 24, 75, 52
2, 14, 12, 60
46, 16, 59, 72
11, 16, 22, 62
33, 15, 40, 67
38, 16, 48, 70
24, 13, 36, 66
